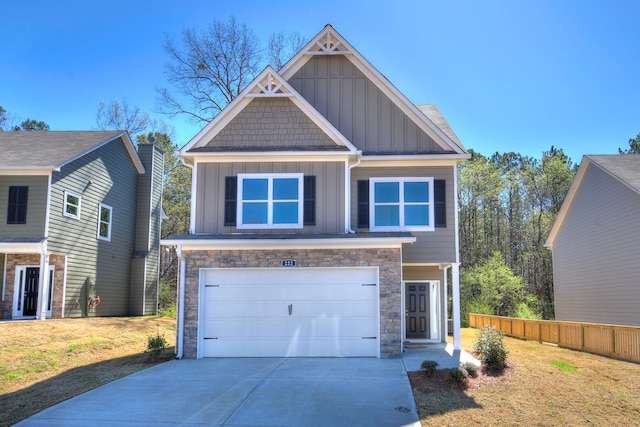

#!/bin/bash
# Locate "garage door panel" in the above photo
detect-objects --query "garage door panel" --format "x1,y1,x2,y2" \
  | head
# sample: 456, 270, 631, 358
204, 317, 379, 339
201, 268, 379, 357
203, 337, 378, 358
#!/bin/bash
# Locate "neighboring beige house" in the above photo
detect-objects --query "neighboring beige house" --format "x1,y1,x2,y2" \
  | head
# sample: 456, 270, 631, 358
0, 131, 163, 320
162, 25, 469, 359
545, 154, 640, 327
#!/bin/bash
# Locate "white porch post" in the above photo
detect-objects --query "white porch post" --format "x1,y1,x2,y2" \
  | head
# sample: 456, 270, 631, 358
36, 242, 50, 320
452, 262, 461, 350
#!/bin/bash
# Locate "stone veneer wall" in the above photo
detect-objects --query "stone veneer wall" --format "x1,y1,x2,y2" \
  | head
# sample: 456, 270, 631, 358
182, 247, 402, 359
1, 253, 66, 319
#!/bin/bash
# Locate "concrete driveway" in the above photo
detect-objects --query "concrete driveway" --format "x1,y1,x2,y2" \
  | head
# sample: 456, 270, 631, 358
15, 358, 421, 427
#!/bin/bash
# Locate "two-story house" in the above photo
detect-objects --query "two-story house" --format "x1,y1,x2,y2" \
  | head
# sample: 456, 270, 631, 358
0, 130, 163, 320
163, 25, 469, 359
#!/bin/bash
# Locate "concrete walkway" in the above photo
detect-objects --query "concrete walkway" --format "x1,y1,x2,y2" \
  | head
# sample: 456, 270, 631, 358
15, 358, 421, 427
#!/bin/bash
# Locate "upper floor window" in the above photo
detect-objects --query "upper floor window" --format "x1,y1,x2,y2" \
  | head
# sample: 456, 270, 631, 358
369, 177, 434, 231
63, 190, 81, 219
7, 186, 28, 224
97, 203, 112, 241
237, 173, 303, 229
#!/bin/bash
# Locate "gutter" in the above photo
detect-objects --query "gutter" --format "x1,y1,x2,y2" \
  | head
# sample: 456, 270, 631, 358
176, 244, 186, 359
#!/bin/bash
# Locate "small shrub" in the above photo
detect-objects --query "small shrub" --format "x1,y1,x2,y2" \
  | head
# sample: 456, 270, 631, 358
460, 361, 479, 377
474, 326, 509, 370
420, 360, 439, 376
449, 367, 469, 383
158, 304, 177, 318
145, 332, 167, 357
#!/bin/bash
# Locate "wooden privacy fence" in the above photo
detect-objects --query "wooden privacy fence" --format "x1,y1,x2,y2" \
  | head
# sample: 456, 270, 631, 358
469, 313, 640, 363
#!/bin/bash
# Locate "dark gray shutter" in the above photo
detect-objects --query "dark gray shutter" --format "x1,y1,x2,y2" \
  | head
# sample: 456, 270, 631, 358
7, 186, 28, 224
434, 179, 446, 228
304, 176, 316, 226
224, 177, 237, 226
357, 180, 369, 228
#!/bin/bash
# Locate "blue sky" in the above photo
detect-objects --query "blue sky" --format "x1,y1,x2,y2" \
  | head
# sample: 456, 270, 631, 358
2, 0, 639, 163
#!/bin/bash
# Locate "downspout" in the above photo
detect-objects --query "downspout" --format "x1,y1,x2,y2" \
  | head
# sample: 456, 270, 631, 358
346, 153, 362, 233
176, 244, 186, 359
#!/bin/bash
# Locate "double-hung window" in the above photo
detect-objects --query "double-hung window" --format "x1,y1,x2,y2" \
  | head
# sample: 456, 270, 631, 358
237, 173, 303, 229
7, 186, 28, 224
97, 203, 113, 241
63, 190, 81, 219
369, 177, 434, 231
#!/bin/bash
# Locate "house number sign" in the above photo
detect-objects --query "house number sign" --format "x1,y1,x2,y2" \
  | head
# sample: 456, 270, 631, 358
281, 259, 296, 267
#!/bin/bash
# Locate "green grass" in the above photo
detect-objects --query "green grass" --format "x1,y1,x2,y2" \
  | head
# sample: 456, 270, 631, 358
551, 360, 578, 372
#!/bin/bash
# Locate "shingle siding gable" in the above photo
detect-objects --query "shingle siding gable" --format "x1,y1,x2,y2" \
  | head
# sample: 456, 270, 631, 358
204, 98, 337, 149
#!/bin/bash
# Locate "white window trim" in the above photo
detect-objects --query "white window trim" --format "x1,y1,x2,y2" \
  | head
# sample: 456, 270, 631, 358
369, 177, 434, 232
97, 203, 113, 241
63, 190, 82, 219
237, 173, 304, 229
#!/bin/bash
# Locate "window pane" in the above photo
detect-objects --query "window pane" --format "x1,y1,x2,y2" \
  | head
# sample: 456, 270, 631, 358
243, 179, 268, 201
242, 202, 268, 224
404, 182, 429, 202
374, 182, 399, 203
66, 205, 78, 216
100, 207, 111, 222
374, 205, 399, 226
67, 194, 79, 206
273, 178, 299, 200
99, 222, 109, 237
405, 205, 429, 226
273, 202, 298, 224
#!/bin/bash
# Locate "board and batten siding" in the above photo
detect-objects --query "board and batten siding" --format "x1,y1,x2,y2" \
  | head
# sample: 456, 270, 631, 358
351, 166, 457, 263
288, 56, 442, 154
204, 98, 337, 149
0, 175, 48, 238
195, 162, 345, 234
48, 137, 140, 317
552, 163, 640, 327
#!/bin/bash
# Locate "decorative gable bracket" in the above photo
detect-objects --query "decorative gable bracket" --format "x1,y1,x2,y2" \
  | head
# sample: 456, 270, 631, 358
247, 71, 291, 97
306, 30, 351, 55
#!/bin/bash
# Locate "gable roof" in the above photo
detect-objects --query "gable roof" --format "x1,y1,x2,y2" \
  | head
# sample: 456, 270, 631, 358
279, 24, 467, 155
545, 154, 640, 248
0, 130, 144, 173
180, 65, 358, 159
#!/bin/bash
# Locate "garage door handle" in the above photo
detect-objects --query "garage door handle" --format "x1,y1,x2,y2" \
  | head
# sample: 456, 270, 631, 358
288, 304, 293, 316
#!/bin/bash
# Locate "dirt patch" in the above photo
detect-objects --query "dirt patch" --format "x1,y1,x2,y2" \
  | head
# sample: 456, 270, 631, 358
408, 362, 514, 394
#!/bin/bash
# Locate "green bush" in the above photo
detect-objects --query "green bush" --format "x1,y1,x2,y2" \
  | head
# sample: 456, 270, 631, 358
420, 360, 439, 376
514, 301, 542, 320
474, 326, 509, 370
460, 361, 479, 377
449, 367, 469, 382
158, 304, 177, 318
145, 332, 167, 357
158, 281, 177, 309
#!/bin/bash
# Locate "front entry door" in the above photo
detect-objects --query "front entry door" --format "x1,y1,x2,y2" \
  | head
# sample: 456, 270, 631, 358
405, 283, 428, 339
23, 267, 39, 316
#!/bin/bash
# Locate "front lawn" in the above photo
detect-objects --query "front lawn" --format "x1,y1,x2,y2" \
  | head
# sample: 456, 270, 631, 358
410, 328, 640, 426
0, 316, 176, 427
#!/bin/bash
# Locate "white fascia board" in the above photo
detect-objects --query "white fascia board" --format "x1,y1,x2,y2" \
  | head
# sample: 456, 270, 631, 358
280, 25, 467, 155
0, 168, 56, 175
160, 236, 416, 251
0, 242, 42, 254
189, 152, 355, 164
359, 154, 470, 167
402, 262, 453, 269
544, 155, 589, 249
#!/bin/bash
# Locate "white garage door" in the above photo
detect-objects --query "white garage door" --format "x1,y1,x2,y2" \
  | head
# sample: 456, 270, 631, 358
201, 267, 379, 357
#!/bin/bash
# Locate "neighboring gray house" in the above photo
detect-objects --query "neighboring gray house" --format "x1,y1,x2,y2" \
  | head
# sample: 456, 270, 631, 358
545, 154, 640, 327
162, 25, 469, 359
0, 131, 163, 319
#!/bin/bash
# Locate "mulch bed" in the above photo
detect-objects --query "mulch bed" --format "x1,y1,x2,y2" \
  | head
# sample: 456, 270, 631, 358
408, 354, 515, 393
